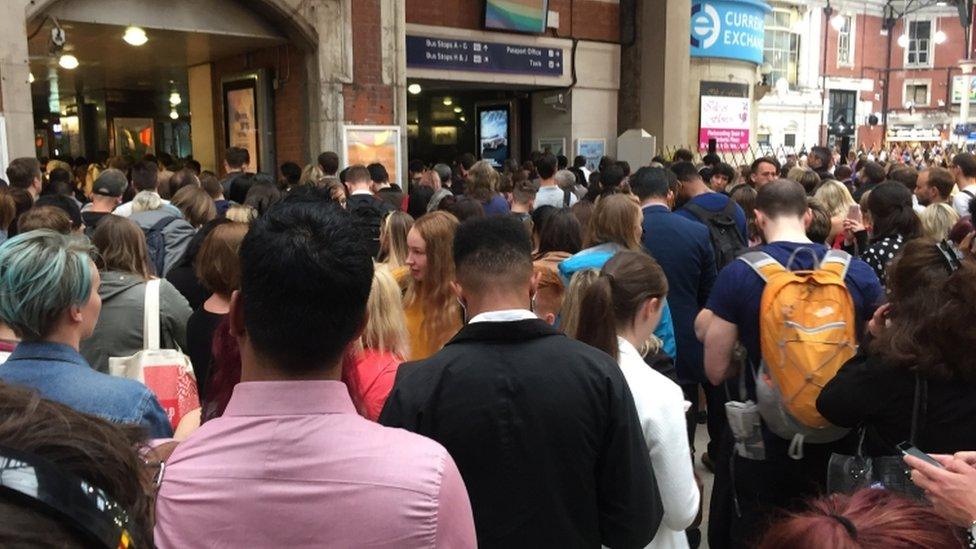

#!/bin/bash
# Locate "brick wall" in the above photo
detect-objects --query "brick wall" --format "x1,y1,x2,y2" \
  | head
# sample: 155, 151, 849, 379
211, 43, 308, 173
405, 0, 619, 42
344, 0, 395, 125
824, 13, 968, 112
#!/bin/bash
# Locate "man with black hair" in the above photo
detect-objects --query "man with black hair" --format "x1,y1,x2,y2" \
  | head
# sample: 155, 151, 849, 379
631, 167, 721, 460
156, 201, 476, 548
369, 162, 403, 211
586, 161, 627, 201
672, 161, 748, 254
556, 154, 568, 170
381, 215, 663, 549
317, 151, 340, 177
952, 152, 976, 217
710, 163, 737, 194
113, 160, 181, 218
407, 159, 426, 190
853, 160, 886, 202
344, 165, 394, 258
220, 147, 251, 195
5, 157, 43, 198
696, 179, 882, 549
808, 145, 833, 181
533, 153, 577, 209
748, 157, 780, 189
673, 148, 694, 163
573, 154, 592, 182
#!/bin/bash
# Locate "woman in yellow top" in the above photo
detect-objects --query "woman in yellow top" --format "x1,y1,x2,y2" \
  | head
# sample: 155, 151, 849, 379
402, 211, 462, 360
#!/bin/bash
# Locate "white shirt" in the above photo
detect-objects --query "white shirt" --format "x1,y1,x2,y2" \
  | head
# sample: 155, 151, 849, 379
953, 183, 976, 218
534, 185, 578, 210
468, 309, 537, 324
617, 337, 699, 549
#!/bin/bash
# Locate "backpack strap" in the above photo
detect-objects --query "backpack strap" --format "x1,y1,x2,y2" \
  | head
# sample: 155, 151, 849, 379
143, 278, 161, 351
962, 188, 975, 199
820, 249, 853, 280
737, 251, 784, 282
683, 203, 708, 222
150, 216, 178, 232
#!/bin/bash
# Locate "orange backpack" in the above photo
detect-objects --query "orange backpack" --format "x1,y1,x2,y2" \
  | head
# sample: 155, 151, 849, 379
740, 248, 856, 459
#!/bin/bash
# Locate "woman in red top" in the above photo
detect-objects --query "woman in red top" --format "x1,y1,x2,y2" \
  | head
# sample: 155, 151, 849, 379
343, 265, 409, 421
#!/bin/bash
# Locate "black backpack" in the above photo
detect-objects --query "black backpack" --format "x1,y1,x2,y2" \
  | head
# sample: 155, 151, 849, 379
684, 199, 747, 270
143, 216, 178, 276
348, 196, 391, 259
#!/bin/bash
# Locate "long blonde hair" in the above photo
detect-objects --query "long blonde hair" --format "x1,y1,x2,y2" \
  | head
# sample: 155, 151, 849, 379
363, 265, 409, 358
465, 160, 499, 203
404, 211, 460, 345
379, 211, 414, 269
586, 193, 643, 250
813, 179, 856, 218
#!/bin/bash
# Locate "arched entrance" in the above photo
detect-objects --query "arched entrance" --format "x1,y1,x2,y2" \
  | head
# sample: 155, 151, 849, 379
23, 0, 320, 173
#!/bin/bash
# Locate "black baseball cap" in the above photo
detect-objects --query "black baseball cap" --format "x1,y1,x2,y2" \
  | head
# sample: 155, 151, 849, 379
92, 169, 128, 197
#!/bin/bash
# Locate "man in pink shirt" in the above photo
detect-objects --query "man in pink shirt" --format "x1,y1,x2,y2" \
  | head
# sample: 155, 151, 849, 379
154, 200, 476, 548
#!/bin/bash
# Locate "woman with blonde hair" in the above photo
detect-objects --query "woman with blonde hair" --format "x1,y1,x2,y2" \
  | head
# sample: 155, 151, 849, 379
343, 266, 410, 420
171, 185, 217, 229
559, 193, 677, 358
224, 204, 258, 224
919, 202, 959, 241
403, 211, 462, 360
298, 163, 327, 187
378, 210, 414, 269
465, 160, 510, 216
813, 179, 857, 245
560, 269, 600, 338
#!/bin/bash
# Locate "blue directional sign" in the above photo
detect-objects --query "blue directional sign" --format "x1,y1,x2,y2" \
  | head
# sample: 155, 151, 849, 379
690, 0, 771, 65
406, 35, 564, 76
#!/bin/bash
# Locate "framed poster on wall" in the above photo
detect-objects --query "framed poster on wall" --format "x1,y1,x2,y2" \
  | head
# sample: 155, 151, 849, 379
343, 125, 402, 187
576, 138, 606, 171
537, 137, 565, 156
112, 118, 155, 158
222, 69, 274, 174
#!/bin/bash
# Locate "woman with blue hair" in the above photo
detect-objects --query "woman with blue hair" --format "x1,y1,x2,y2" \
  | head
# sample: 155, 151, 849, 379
0, 229, 172, 438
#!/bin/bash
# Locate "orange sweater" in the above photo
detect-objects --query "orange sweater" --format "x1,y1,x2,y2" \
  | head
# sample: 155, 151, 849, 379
403, 297, 461, 361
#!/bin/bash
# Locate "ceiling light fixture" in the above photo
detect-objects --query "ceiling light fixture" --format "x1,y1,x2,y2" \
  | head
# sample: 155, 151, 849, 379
442, 97, 453, 106
123, 26, 148, 46
169, 109, 179, 120
169, 92, 182, 106
407, 83, 422, 95
58, 54, 79, 70
28, 72, 34, 83
453, 106, 462, 113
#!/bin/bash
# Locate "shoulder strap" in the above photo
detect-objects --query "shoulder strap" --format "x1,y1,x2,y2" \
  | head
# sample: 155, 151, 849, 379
722, 197, 738, 216
962, 189, 975, 199
149, 216, 178, 232
563, 187, 571, 207
683, 202, 709, 221
820, 249, 853, 279
143, 278, 161, 351
737, 251, 784, 282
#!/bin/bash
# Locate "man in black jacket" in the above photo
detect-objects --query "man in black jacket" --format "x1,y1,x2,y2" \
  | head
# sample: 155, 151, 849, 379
380, 216, 662, 549
344, 165, 394, 258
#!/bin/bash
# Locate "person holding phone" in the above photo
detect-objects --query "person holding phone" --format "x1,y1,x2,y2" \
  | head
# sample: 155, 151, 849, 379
907, 451, 976, 536
818, 239, 976, 459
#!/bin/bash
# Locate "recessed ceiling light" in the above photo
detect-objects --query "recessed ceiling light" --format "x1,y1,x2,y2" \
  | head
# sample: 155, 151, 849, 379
408, 83, 422, 95
58, 54, 78, 70
123, 26, 148, 46
169, 109, 178, 120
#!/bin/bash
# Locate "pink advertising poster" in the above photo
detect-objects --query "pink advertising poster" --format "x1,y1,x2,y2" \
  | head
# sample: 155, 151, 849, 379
699, 82, 750, 151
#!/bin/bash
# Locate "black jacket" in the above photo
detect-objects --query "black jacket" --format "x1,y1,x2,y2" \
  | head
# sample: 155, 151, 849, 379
379, 319, 662, 549
818, 353, 976, 456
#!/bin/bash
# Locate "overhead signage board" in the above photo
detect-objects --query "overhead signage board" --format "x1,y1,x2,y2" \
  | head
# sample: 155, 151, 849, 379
951, 75, 976, 104
690, 0, 770, 65
406, 35, 564, 76
699, 81, 750, 151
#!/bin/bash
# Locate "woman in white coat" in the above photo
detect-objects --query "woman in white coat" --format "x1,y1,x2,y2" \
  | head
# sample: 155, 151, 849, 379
576, 250, 700, 549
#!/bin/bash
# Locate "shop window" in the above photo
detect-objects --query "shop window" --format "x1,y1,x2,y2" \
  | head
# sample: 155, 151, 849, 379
837, 16, 854, 67
758, 133, 771, 146
906, 20, 932, 68
764, 8, 800, 88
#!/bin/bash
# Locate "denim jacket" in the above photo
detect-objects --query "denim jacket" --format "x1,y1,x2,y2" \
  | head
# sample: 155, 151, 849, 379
0, 341, 173, 438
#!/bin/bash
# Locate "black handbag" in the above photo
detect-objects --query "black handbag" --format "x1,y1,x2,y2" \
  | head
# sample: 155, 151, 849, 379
826, 373, 928, 499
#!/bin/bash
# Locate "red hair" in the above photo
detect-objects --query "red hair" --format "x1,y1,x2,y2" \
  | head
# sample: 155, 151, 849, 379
759, 489, 964, 549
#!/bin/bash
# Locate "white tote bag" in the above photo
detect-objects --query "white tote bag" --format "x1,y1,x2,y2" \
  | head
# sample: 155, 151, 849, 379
109, 278, 200, 430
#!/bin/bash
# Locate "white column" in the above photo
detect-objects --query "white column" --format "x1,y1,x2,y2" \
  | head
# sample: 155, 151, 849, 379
0, 0, 35, 161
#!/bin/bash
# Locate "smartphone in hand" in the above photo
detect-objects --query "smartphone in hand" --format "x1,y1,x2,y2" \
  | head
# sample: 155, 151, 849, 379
897, 442, 943, 469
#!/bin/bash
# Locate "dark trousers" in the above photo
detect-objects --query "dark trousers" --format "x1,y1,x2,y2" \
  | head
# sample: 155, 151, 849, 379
681, 381, 730, 459
707, 428, 836, 549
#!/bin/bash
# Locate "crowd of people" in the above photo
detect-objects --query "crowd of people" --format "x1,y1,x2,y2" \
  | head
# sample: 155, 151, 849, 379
0, 141, 975, 549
